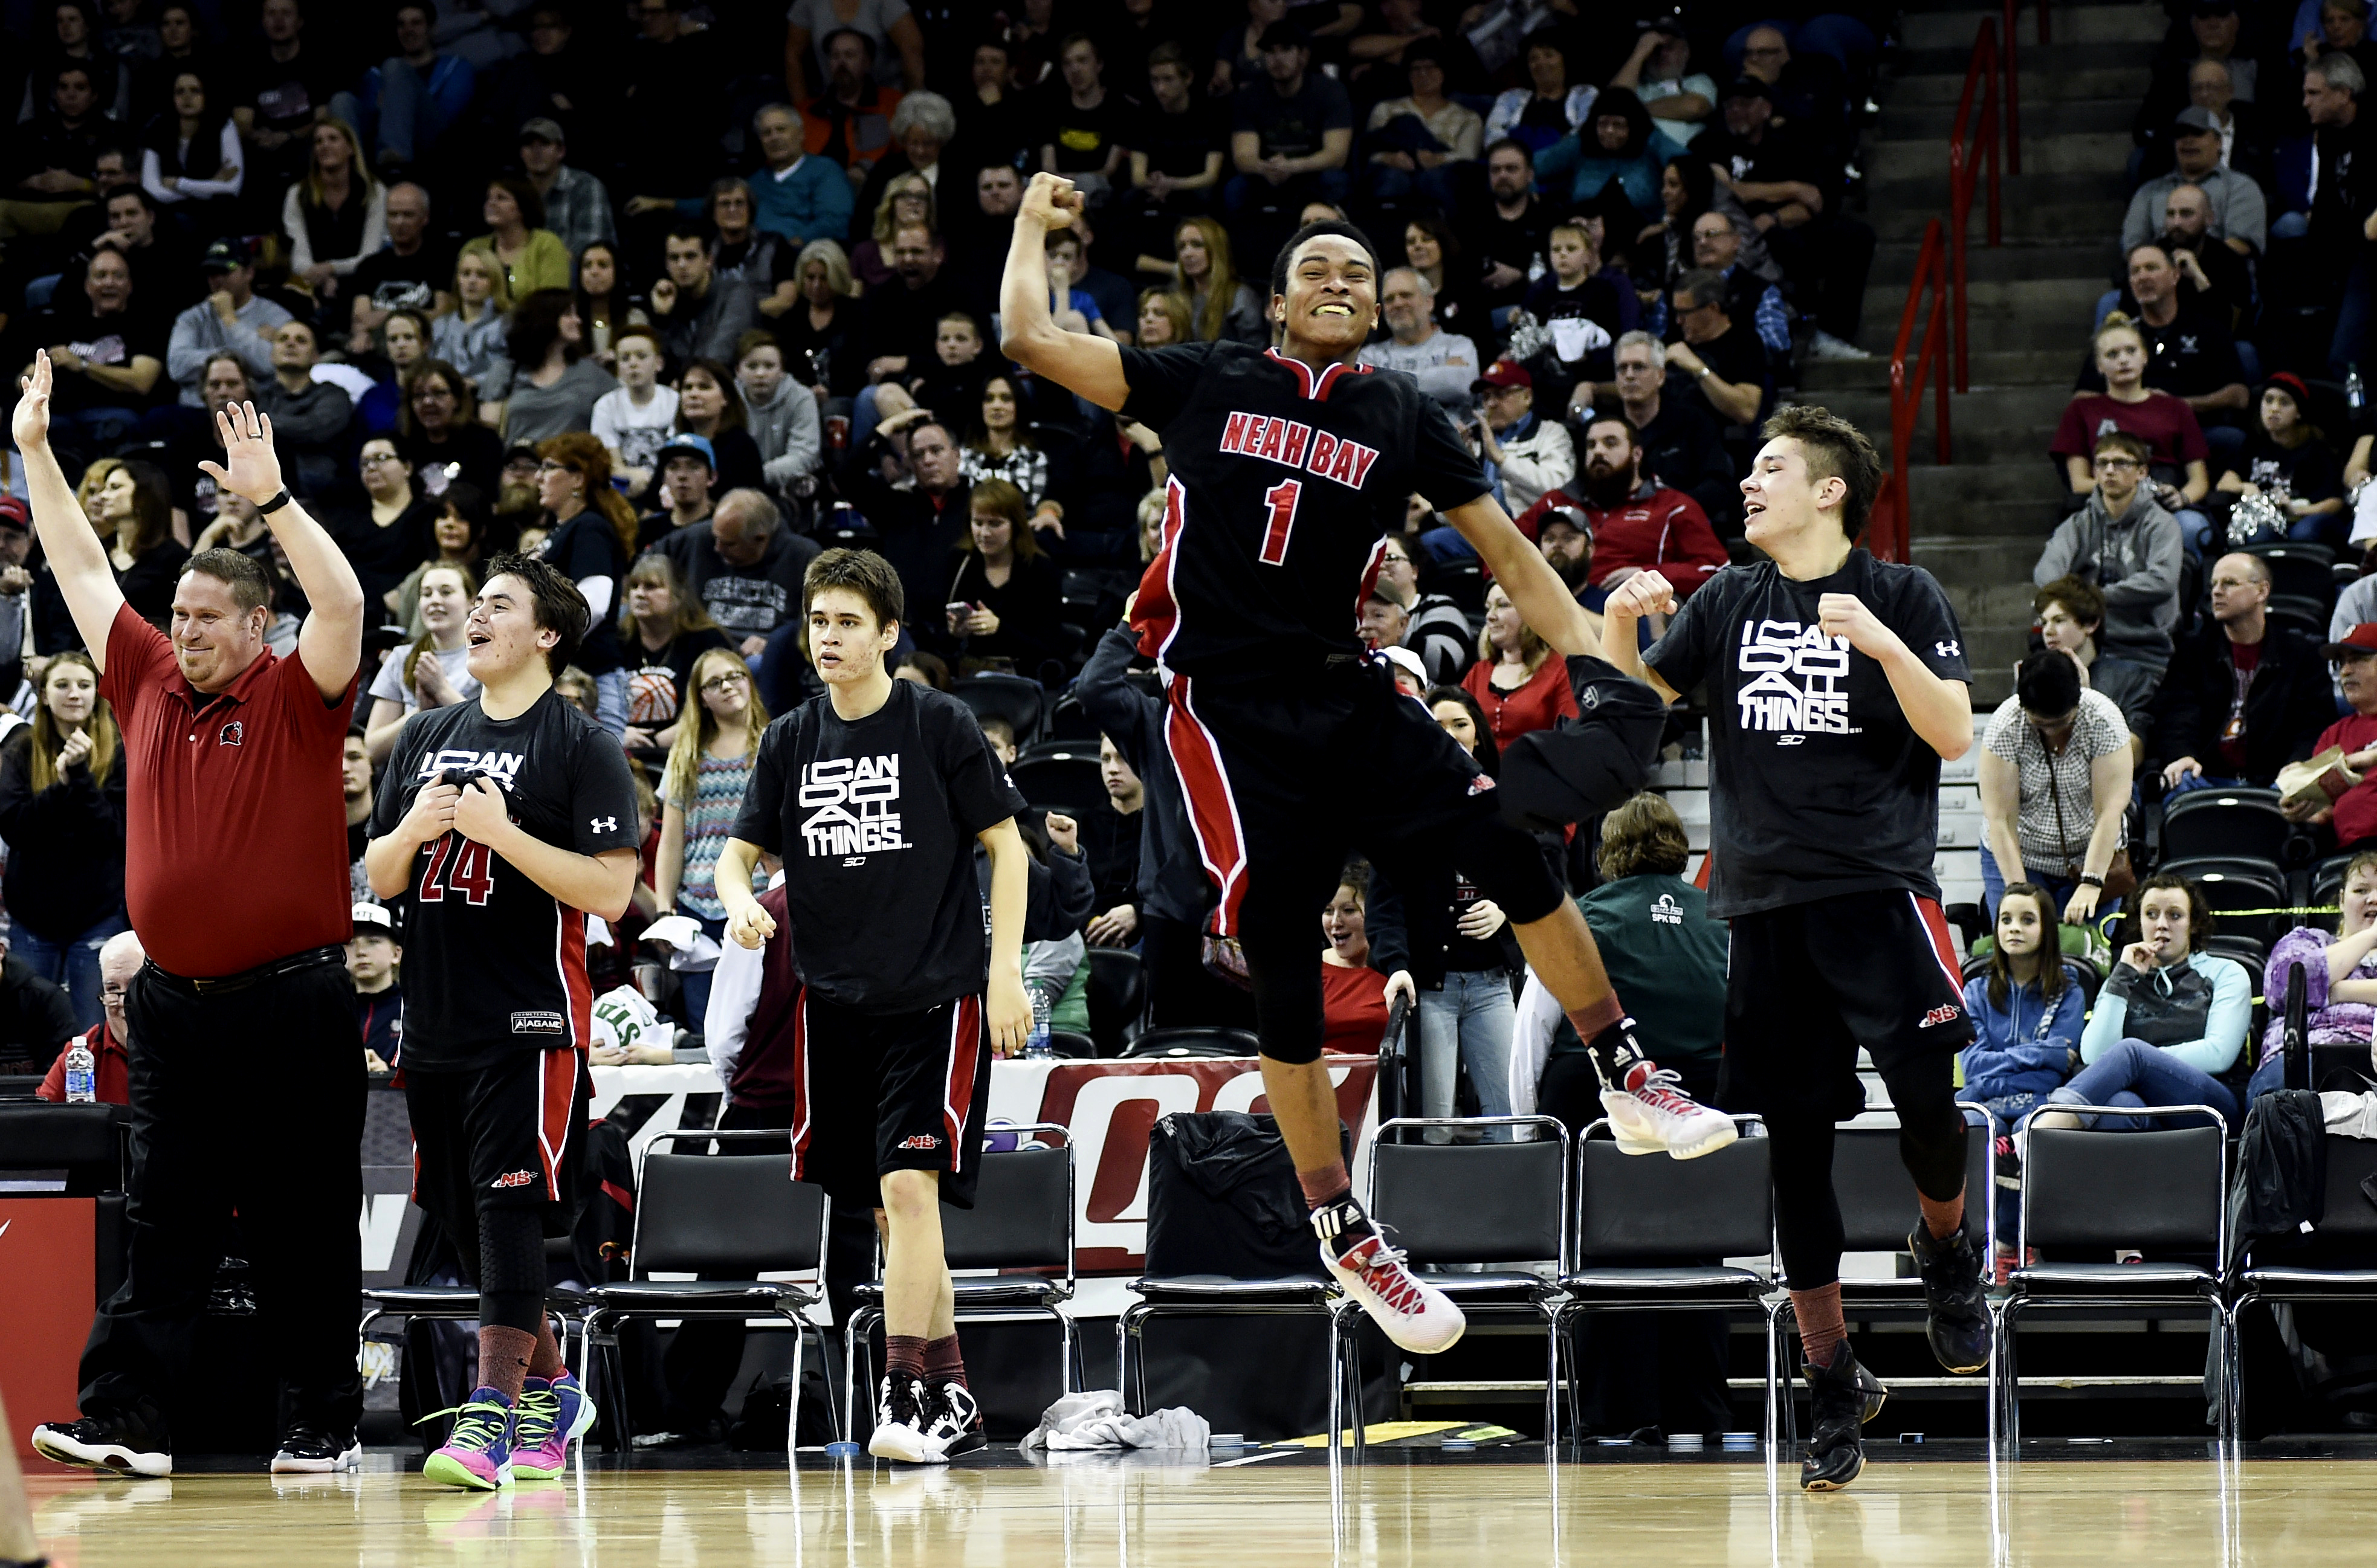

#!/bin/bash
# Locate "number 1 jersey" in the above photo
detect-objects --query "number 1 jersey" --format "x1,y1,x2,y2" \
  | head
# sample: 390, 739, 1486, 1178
1119, 341, 1491, 678
372, 689, 643, 1070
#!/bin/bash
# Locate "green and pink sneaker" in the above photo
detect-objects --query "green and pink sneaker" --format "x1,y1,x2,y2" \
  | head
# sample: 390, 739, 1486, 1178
511, 1374, 593, 1480
422, 1387, 516, 1491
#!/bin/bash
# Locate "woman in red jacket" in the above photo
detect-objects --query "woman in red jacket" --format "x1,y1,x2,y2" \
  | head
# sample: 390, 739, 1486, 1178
1319, 863, 1415, 1056
1461, 581, 1580, 743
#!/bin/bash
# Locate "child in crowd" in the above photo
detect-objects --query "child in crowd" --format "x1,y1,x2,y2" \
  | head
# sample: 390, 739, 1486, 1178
590, 329, 680, 495
1958, 883, 2083, 1271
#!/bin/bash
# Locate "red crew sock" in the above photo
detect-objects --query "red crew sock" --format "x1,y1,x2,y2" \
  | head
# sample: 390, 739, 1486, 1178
885, 1334, 928, 1382
924, 1334, 966, 1390
1296, 1163, 1352, 1211
477, 1325, 535, 1404
1790, 1282, 1848, 1369
528, 1320, 566, 1380
1919, 1188, 1966, 1242
1564, 993, 1624, 1044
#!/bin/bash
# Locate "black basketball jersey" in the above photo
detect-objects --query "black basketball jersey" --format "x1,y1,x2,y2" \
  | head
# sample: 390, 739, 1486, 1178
370, 688, 643, 1070
1118, 341, 1490, 677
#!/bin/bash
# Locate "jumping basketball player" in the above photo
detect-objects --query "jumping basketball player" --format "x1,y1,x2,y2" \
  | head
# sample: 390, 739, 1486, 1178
1601, 407, 1992, 1491
713, 548, 1033, 1465
364, 553, 641, 1490
997, 172, 1735, 1358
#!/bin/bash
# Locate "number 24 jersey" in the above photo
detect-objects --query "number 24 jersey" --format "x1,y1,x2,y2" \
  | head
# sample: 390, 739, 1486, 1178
370, 689, 643, 1070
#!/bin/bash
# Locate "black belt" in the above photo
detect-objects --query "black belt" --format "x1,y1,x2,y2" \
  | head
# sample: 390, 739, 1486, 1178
146, 945, 346, 996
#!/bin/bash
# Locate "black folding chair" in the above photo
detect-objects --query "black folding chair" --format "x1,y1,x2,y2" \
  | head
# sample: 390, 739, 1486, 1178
0, 1102, 126, 1193
2225, 1134, 2377, 1433
1368, 1116, 1569, 1442
842, 1128, 1078, 1444
950, 672, 1047, 743
2159, 789, 2288, 866
1994, 1108, 2230, 1456
583, 1129, 835, 1457
358, 1236, 592, 1444
1555, 1120, 1782, 1450
1119, 1027, 1261, 1059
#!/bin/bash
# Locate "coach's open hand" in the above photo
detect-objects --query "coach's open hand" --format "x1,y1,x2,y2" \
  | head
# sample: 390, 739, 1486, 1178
728, 901, 776, 949
196, 400, 287, 505
453, 775, 511, 846
13, 350, 54, 450
987, 966, 1030, 1058
1602, 569, 1678, 623
1019, 172, 1084, 233
1816, 593, 1901, 659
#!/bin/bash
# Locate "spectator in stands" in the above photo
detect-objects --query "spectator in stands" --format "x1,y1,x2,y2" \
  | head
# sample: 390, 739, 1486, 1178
251, 319, 351, 497
1361, 40, 1479, 208
1358, 269, 1481, 411
2053, 315, 2213, 555
2085, 244, 2249, 469
163, 238, 287, 412
653, 488, 819, 662
856, 223, 968, 418
1136, 289, 1191, 348
2216, 373, 2349, 545
491, 290, 616, 447
2280, 622, 2377, 845
1473, 360, 1574, 517
1978, 650, 2134, 924
1533, 504, 1596, 604
463, 176, 571, 308
1473, 140, 1554, 315
1463, 581, 1580, 743
1611, 331, 1735, 531
1512, 221, 1626, 416
0, 650, 126, 1030
1689, 210, 1789, 359
386, 482, 488, 631
2303, 0, 2377, 86
1538, 88, 1676, 230
352, 309, 429, 436
1376, 532, 1472, 685
36, 931, 140, 1103
2030, 875, 2249, 1132
532, 431, 636, 731
1124, 42, 1227, 273
141, 68, 243, 215
2, 63, 107, 244
652, 223, 758, 369
357, 2, 471, 173
2152, 551, 2337, 793
592, 328, 678, 494
1406, 820, 1521, 1126
572, 242, 648, 371
1172, 215, 1263, 346
432, 251, 509, 389
360, 562, 476, 762
736, 335, 821, 504
2036, 576, 2159, 745
957, 375, 1062, 532
785, 0, 924, 100
2123, 107, 2268, 255
942, 479, 1062, 679
1358, 584, 1411, 655
2256, 847, 2377, 1097
884, 309, 993, 427
641, 433, 717, 543
2275, 55, 2377, 375
1225, 22, 1355, 223
619, 553, 729, 755
335, 435, 435, 610
1320, 862, 1412, 1057
1958, 883, 2083, 1266
516, 118, 612, 262
22, 247, 166, 468
85, 459, 186, 629
282, 121, 384, 306
1483, 28, 1596, 156
2155, 181, 2254, 328
349, 902, 399, 1073
670, 360, 765, 495
1614, 20, 1718, 147
2034, 431, 2185, 674
800, 28, 903, 190
749, 102, 856, 250
1701, 76, 1874, 361
1040, 35, 1127, 205
1664, 268, 1769, 430
0, 913, 80, 1077
1527, 414, 1727, 598
397, 360, 502, 500
657, 648, 767, 1026
850, 173, 934, 289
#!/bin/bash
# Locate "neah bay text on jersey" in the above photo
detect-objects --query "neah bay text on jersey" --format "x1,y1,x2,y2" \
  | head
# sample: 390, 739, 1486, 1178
1217, 410, 1382, 489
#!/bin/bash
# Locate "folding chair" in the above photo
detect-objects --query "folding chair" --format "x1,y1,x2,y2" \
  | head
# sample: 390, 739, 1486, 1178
950, 672, 1047, 743
582, 1129, 836, 1456
1554, 1120, 1782, 1449
2159, 789, 2288, 866
1119, 1027, 1261, 1059
841, 1128, 1079, 1444
1994, 1108, 2230, 1455
358, 1236, 592, 1418
1367, 1117, 1570, 1443
2225, 1131, 2377, 1433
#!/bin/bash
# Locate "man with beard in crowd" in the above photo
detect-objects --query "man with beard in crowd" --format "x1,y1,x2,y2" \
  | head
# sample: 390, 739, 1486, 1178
1518, 414, 1727, 601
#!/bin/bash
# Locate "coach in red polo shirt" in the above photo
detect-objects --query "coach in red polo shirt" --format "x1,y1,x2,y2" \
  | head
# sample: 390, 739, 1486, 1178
12, 352, 370, 1482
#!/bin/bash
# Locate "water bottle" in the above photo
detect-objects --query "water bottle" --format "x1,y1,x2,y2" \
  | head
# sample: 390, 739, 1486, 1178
62, 1036, 95, 1103
2351, 365, 2367, 414
1024, 987, 1053, 1059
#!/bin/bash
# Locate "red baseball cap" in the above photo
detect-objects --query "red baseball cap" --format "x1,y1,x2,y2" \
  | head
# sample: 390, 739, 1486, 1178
2326, 622, 2377, 658
0, 496, 27, 531
1472, 360, 1531, 392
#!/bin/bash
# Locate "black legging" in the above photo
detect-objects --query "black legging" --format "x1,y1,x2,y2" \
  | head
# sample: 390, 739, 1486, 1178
476, 1206, 548, 1335
1767, 1066, 1967, 1291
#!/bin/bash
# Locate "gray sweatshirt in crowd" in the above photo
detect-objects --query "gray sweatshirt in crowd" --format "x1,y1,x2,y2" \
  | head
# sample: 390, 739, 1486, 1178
166, 294, 293, 405
740, 374, 821, 495
2033, 489, 2184, 674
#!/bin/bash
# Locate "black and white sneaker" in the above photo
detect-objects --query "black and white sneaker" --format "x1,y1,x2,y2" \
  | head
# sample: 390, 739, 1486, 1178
1799, 1343, 1887, 1492
920, 1379, 985, 1459
867, 1375, 937, 1465
270, 1424, 361, 1474
30, 1413, 172, 1477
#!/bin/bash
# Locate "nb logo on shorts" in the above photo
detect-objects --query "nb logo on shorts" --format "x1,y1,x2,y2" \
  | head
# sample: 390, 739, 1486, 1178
1467, 774, 1497, 794
490, 1170, 538, 1189
1918, 1005, 1961, 1029
897, 1134, 941, 1150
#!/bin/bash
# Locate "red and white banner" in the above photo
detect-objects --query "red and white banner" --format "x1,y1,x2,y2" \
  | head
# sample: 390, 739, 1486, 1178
985, 1056, 1379, 1274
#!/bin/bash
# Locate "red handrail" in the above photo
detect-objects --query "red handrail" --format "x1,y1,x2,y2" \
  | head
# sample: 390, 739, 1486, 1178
1875, 8, 2021, 561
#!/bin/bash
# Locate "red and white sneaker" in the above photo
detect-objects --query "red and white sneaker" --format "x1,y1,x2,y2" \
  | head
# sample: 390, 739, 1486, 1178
1602, 1062, 1738, 1159
1321, 1232, 1466, 1355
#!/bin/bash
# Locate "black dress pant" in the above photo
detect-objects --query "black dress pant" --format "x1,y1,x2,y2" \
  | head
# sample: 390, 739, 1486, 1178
79, 953, 364, 1444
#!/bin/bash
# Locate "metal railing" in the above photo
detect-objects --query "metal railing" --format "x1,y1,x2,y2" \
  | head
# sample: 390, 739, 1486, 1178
1874, 0, 2040, 560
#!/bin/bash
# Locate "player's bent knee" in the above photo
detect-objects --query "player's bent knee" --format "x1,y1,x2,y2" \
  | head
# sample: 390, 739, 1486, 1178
1452, 813, 1564, 926
1258, 1037, 1325, 1068
879, 1168, 940, 1221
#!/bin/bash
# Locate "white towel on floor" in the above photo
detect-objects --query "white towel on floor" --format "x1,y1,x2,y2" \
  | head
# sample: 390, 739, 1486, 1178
1019, 1390, 1211, 1451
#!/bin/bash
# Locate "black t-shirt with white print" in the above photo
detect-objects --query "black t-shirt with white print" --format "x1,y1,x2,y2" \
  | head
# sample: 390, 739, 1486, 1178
731, 679, 1027, 1014
369, 688, 644, 1070
1643, 549, 1971, 919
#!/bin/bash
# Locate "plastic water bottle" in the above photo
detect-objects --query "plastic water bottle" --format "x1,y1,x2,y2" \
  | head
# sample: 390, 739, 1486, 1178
62, 1037, 95, 1103
2351, 365, 2367, 414
1024, 987, 1053, 1059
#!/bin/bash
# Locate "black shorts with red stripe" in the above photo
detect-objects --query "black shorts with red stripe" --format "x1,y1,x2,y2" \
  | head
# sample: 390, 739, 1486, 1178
791, 990, 992, 1209
404, 1048, 591, 1235
1716, 888, 1976, 1128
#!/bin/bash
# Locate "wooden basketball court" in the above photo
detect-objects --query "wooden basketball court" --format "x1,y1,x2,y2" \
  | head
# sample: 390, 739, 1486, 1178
22, 1447, 2377, 1566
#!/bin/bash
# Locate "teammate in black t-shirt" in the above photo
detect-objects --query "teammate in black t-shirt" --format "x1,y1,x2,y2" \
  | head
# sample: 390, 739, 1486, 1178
714, 547, 1032, 1466
998, 172, 1736, 1360
1601, 406, 1990, 1493
365, 552, 640, 1492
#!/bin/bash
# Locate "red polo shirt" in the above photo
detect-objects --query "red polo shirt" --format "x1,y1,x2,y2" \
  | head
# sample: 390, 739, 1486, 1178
36, 1022, 128, 1104
102, 604, 357, 978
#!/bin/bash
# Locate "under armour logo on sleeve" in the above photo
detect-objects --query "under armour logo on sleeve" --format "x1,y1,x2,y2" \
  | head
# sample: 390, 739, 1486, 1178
592, 816, 617, 832
1935, 640, 1960, 658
